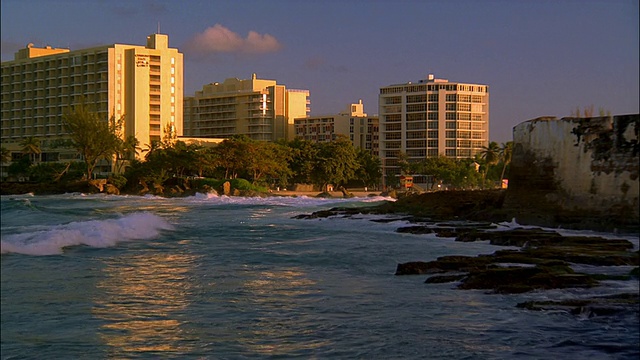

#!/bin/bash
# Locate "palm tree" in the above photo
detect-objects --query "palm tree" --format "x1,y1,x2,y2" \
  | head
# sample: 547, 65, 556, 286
141, 141, 161, 161
478, 141, 500, 185
114, 135, 140, 173
1, 146, 11, 164
499, 141, 513, 182
20, 136, 41, 163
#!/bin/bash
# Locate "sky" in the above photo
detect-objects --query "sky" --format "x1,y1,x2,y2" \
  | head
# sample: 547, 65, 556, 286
1, 0, 638, 144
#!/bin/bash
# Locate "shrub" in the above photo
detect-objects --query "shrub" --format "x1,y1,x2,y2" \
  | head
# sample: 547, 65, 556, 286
108, 174, 127, 189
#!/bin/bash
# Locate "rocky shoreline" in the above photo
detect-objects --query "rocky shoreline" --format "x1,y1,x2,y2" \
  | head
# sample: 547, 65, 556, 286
294, 191, 639, 321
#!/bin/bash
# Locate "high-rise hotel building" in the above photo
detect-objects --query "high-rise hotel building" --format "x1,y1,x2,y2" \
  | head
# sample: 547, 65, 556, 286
294, 100, 379, 156
378, 74, 489, 184
183, 74, 309, 141
1, 33, 183, 170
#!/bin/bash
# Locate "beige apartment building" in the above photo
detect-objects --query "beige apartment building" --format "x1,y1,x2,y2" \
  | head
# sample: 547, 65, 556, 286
1, 33, 183, 176
379, 74, 489, 185
293, 100, 379, 156
183, 74, 309, 141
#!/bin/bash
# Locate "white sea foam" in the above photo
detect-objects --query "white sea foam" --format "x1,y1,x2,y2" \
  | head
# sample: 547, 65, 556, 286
186, 192, 395, 207
0, 212, 174, 256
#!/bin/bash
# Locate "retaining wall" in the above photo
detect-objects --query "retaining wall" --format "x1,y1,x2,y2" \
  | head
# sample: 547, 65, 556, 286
506, 114, 638, 231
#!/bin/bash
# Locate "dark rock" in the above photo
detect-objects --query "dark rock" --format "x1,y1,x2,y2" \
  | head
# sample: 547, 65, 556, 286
458, 264, 598, 294
396, 226, 433, 234
425, 274, 467, 283
395, 255, 494, 275
434, 229, 458, 238
394, 261, 431, 275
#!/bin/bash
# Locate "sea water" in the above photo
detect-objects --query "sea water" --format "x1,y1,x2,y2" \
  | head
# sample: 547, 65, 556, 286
1, 193, 638, 359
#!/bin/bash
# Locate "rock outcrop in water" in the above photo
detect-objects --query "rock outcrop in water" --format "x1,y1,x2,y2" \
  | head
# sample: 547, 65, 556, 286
394, 227, 638, 293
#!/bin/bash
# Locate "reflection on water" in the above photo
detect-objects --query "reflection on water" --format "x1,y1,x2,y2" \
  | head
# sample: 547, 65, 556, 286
241, 267, 333, 355
92, 243, 199, 356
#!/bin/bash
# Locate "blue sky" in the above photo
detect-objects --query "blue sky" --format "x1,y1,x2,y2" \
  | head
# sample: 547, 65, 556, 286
1, 0, 638, 144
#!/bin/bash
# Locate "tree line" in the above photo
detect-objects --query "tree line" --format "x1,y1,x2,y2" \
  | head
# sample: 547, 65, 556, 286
1, 103, 512, 192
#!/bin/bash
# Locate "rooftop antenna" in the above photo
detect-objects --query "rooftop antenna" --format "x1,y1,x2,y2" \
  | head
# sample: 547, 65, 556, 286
157, 22, 160, 34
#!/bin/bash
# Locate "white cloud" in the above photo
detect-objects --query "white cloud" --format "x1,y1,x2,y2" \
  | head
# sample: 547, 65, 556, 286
184, 24, 282, 57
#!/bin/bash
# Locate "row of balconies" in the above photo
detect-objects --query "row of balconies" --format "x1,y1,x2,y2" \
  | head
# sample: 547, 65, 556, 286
4, 82, 109, 93
3, 89, 108, 98
5, 68, 109, 81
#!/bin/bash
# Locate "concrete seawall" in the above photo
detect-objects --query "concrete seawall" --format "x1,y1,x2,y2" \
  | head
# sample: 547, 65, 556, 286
506, 114, 639, 231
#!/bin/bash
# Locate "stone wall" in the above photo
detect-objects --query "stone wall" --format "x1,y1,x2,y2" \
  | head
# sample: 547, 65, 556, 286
505, 114, 639, 231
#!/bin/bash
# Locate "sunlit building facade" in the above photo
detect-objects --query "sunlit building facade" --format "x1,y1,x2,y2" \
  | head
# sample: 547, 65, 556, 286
0, 33, 183, 176
293, 100, 379, 156
183, 74, 310, 141
378, 74, 489, 184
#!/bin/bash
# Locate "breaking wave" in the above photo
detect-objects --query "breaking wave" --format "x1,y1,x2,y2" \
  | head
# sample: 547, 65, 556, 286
1, 212, 174, 256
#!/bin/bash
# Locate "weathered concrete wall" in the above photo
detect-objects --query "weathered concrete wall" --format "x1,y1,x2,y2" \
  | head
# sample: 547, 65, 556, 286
506, 114, 638, 231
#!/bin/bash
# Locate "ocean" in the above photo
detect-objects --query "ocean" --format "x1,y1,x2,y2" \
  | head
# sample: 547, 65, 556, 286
1, 192, 638, 359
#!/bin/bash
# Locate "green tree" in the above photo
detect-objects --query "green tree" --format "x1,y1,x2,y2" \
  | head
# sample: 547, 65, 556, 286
114, 135, 140, 173
142, 140, 162, 161
396, 151, 412, 175
20, 136, 41, 163
1, 146, 10, 164
355, 148, 382, 189
245, 141, 292, 185
7, 156, 31, 179
192, 146, 220, 178
415, 156, 455, 189
212, 135, 253, 179
311, 135, 359, 191
284, 138, 318, 186
62, 103, 123, 180
478, 141, 500, 184
499, 141, 513, 181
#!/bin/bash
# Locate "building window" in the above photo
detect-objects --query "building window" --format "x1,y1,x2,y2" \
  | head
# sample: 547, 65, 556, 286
386, 141, 401, 149
458, 103, 471, 111
406, 149, 426, 157
385, 123, 401, 131
406, 140, 426, 148
385, 132, 401, 140
385, 96, 402, 104
384, 114, 401, 122
407, 113, 426, 121
406, 104, 426, 112
406, 94, 427, 103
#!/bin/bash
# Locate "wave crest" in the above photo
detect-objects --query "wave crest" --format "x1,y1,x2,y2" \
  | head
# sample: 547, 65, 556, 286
1, 212, 174, 256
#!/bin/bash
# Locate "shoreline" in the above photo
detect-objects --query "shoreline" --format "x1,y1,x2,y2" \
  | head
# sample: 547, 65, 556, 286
270, 190, 383, 198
